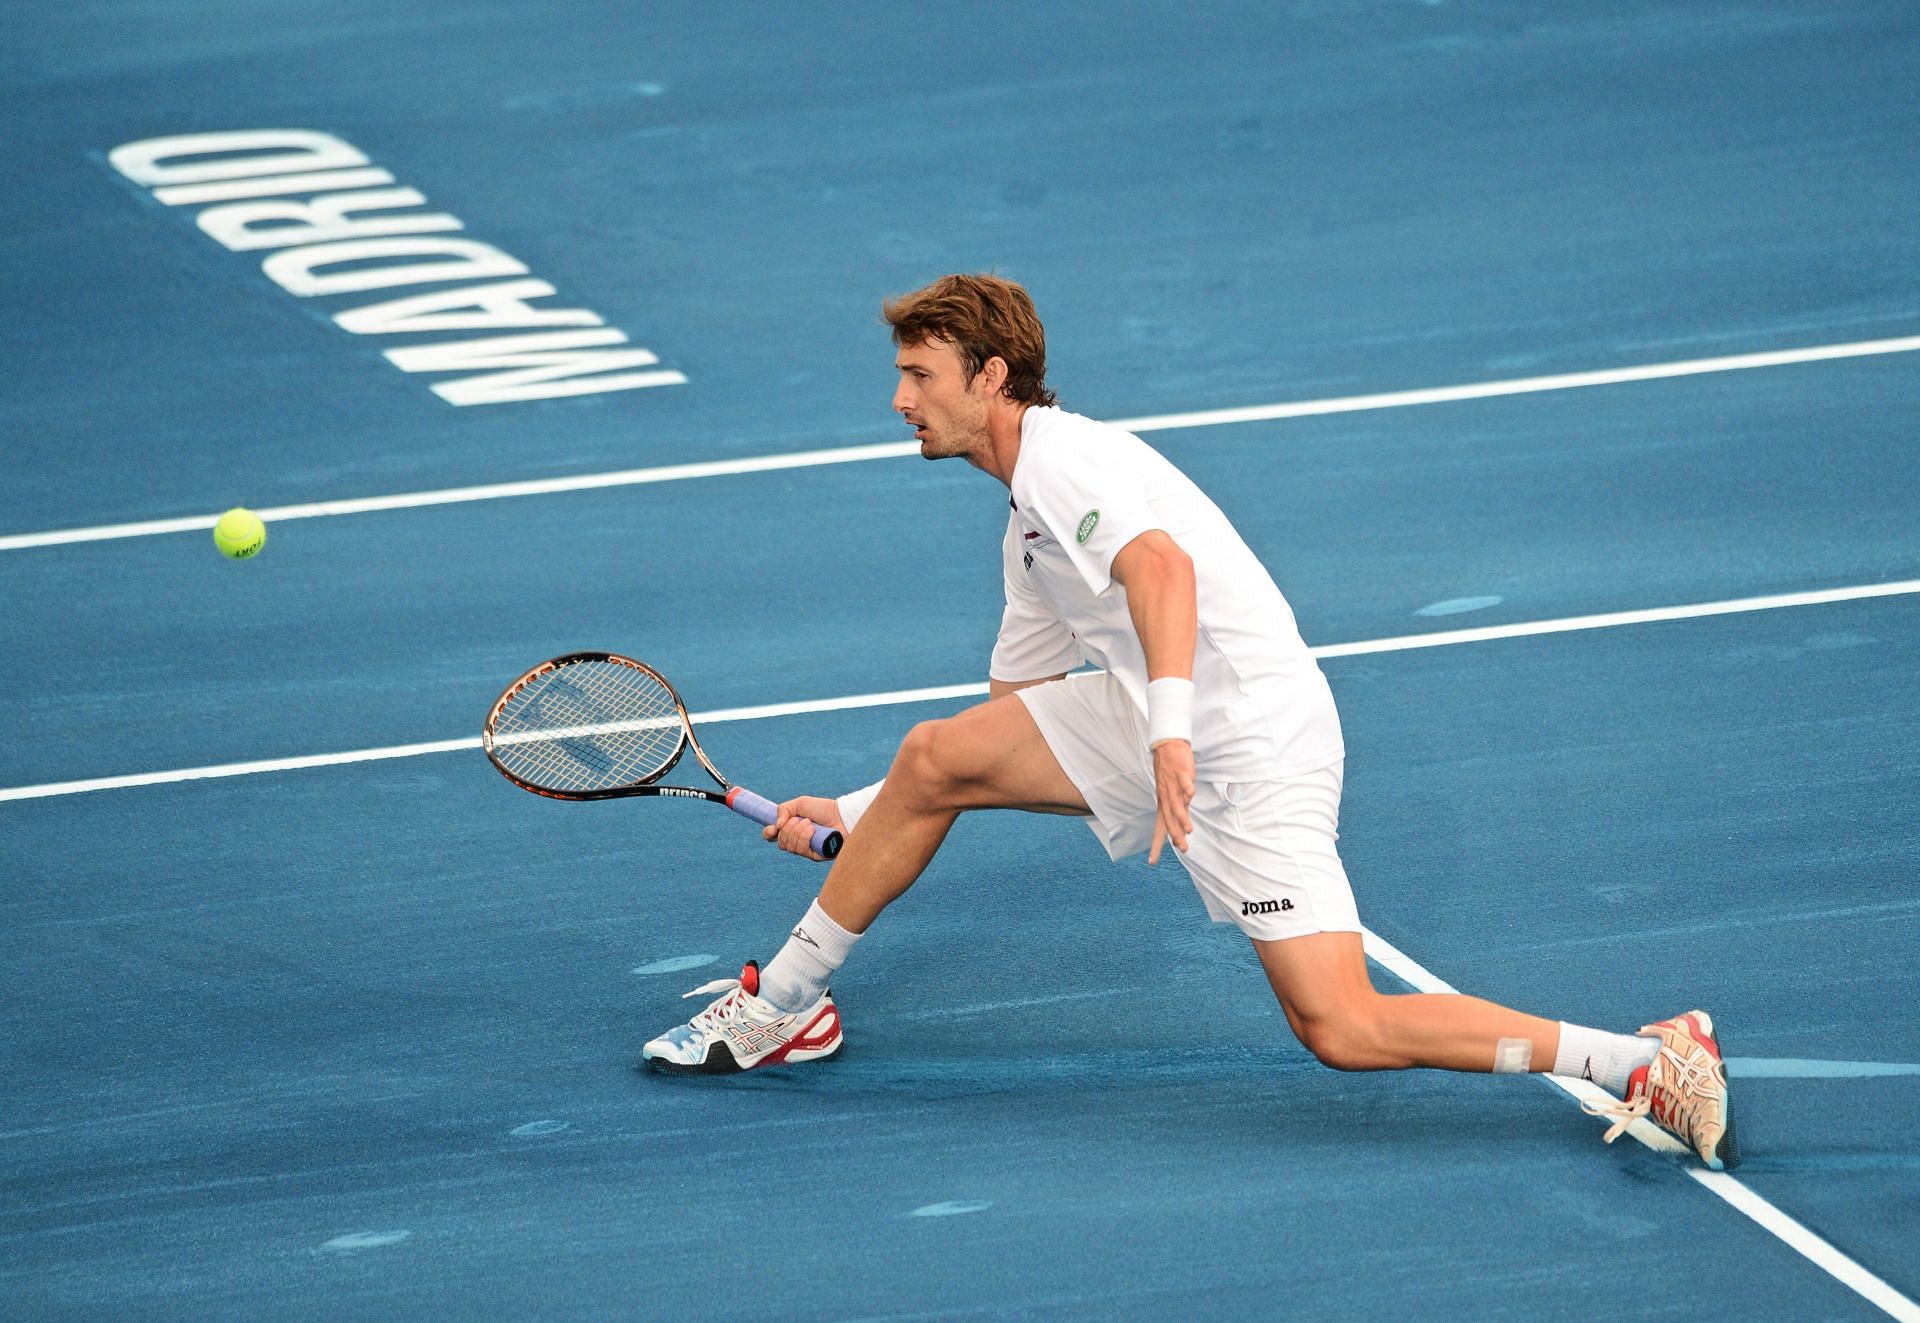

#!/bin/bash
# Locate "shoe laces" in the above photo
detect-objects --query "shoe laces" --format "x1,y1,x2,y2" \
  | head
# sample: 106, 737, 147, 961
1581, 1083, 1650, 1145
682, 977, 755, 1033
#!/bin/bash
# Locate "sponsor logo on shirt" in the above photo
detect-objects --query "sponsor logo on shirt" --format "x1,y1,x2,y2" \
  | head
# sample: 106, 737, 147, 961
1076, 509, 1100, 544
1022, 527, 1055, 572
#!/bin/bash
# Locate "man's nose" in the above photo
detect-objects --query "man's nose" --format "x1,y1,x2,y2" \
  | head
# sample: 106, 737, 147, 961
893, 382, 913, 414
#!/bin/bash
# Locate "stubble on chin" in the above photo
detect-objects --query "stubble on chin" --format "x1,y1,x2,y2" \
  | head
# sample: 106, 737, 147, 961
922, 412, 991, 464
917, 429, 969, 461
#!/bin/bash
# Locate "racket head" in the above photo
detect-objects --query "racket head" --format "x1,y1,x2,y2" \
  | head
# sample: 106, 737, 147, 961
484, 652, 694, 799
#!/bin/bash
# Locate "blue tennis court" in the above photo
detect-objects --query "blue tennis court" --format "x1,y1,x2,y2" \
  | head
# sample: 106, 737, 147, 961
4, 3, 1917, 1318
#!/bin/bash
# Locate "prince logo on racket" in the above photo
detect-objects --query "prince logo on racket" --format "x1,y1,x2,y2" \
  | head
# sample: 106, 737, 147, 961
634, 273, 1738, 1173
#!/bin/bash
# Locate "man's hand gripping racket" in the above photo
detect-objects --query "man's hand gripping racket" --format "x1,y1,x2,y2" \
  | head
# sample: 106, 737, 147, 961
482, 652, 842, 859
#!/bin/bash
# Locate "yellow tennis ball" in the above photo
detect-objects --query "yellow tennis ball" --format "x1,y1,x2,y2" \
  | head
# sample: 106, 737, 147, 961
213, 507, 266, 559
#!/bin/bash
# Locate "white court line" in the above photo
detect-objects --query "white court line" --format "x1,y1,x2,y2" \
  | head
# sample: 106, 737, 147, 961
1689, 1174, 1920, 1323
0, 683, 988, 802
1362, 930, 1920, 1322
3, 332, 1917, 552
1313, 578, 1920, 659
1110, 332, 1920, 432
5, 580, 1916, 804
0, 441, 923, 552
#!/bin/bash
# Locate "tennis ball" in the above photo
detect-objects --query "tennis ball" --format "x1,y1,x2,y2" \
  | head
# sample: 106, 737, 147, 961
213, 507, 266, 559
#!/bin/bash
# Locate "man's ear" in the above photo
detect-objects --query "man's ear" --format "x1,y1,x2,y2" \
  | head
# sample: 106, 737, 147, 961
980, 355, 1010, 398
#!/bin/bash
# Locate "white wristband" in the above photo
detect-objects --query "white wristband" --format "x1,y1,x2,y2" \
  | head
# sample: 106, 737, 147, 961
835, 778, 885, 831
1146, 677, 1194, 750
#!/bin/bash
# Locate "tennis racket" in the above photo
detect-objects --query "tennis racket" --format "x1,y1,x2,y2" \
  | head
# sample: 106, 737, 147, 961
482, 651, 842, 859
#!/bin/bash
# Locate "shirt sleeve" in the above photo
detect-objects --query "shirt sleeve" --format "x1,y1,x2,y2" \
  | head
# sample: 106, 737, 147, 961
990, 525, 1083, 682
1017, 426, 1159, 597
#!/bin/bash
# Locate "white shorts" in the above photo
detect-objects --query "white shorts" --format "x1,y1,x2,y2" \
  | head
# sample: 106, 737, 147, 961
1016, 671, 1361, 943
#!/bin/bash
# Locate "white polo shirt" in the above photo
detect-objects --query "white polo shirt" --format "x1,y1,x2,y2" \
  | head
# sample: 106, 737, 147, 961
990, 405, 1344, 781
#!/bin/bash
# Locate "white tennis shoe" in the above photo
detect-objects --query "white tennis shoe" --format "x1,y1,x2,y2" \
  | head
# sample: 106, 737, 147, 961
642, 961, 843, 1074
1582, 1009, 1738, 1170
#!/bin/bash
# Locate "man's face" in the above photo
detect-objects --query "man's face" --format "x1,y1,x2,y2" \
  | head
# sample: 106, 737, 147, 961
893, 337, 992, 461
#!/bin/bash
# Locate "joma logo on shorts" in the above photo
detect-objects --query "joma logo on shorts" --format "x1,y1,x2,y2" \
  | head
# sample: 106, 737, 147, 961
1242, 899, 1294, 916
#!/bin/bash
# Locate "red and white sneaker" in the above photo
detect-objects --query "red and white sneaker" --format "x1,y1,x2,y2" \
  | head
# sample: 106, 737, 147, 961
1582, 1010, 1739, 1170
641, 961, 843, 1075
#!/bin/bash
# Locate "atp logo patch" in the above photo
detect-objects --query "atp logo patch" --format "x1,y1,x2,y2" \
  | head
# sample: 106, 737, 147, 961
1076, 509, 1100, 544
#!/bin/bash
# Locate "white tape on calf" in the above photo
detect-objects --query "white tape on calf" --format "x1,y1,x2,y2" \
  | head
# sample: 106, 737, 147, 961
1495, 1038, 1535, 1074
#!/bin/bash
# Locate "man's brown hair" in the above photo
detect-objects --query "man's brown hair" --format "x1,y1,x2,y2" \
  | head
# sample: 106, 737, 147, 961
883, 273, 1058, 407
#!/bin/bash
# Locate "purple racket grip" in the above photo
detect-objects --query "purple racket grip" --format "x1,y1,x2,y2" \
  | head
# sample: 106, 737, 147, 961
725, 786, 843, 859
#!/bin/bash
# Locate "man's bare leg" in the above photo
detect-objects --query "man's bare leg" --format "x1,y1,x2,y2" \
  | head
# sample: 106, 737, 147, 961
817, 692, 1089, 933
640, 692, 1090, 1071
1252, 931, 1562, 1073
1249, 931, 1741, 1167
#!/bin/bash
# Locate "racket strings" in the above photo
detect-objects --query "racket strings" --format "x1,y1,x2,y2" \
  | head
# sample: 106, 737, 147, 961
490, 659, 685, 792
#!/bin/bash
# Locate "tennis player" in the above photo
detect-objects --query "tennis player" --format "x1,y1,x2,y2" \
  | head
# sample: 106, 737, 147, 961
643, 274, 1737, 1171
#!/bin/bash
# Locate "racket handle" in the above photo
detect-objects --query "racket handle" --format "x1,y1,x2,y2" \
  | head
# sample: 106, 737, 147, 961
725, 787, 844, 860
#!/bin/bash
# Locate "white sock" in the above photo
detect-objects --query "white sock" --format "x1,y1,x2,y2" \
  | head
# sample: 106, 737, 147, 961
1554, 1022, 1660, 1096
757, 899, 860, 1012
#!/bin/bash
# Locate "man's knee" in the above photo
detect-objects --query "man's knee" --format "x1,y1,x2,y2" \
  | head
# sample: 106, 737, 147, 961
891, 717, 977, 806
888, 698, 1073, 815
1288, 999, 1390, 1072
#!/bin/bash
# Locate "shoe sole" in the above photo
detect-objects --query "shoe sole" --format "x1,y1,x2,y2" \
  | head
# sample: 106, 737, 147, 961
1709, 1017, 1739, 1172
1679, 1010, 1738, 1172
642, 1037, 844, 1077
